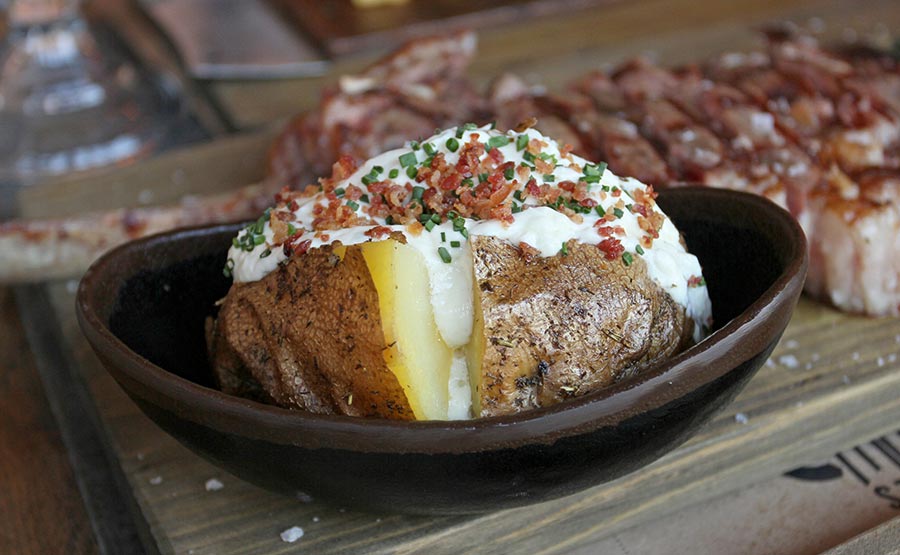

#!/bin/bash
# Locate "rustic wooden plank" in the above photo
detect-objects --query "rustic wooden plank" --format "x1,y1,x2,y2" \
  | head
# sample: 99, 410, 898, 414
820, 516, 900, 555
0, 287, 98, 555
39, 281, 900, 554
212, 0, 900, 130
15, 129, 276, 220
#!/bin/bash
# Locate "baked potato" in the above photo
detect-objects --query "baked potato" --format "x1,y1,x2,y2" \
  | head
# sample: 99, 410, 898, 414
208, 124, 712, 420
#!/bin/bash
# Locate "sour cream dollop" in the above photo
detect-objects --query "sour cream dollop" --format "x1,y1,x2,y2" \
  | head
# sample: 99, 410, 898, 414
227, 125, 713, 417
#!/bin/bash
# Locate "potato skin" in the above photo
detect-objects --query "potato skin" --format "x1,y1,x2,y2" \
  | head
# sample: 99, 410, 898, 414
470, 237, 694, 417
208, 244, 415, 420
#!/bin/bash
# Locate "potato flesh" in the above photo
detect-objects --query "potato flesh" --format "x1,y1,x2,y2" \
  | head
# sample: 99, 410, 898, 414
361, 240, 453, 420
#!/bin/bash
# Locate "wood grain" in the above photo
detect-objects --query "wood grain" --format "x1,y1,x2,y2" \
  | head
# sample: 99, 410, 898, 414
36, 285, 900, 555
0, 287, 97, 555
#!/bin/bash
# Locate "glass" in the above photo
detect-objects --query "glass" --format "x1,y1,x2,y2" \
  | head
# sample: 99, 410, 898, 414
0, 0, 180, 183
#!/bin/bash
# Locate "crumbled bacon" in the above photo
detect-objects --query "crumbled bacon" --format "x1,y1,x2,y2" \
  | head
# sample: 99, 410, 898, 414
597, 237, 625, 260
364, 225, 392, 239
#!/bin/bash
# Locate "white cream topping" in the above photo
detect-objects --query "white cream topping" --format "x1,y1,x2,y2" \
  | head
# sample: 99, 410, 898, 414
227, 125, 713, 418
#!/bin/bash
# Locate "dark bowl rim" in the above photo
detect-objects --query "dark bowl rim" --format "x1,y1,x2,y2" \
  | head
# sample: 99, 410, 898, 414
76, 186, 808, 454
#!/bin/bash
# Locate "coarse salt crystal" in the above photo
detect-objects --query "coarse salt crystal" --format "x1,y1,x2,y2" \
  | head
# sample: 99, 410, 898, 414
734, 413, 749, 424
765, 359, 775, 368
785, 339, 799, 349
149, 476, 162, 485
205, 478, 224, 491
852, 352, 860, 361
312, 516, 320, 523
280, 526, 304, 543
842, 375, 851, 384
778, 354, 799, 368
877, 357, 885, 367
888, 354, 897, 363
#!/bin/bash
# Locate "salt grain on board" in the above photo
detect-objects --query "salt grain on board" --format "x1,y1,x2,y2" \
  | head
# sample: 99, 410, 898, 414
205, 478, 224, 491
149, 476, 162, 485
280, 526, 304, 543
778, 354, 799, 368
734, 413, 749, 424
785, 339, 799, 349
877, 357, 885, 367
852, 352, 860, 361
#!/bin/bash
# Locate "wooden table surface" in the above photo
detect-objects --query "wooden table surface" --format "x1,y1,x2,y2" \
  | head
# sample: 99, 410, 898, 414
3, 0, 900, 553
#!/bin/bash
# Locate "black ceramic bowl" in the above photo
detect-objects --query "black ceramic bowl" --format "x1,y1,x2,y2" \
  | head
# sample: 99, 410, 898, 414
76, 187, 807, 515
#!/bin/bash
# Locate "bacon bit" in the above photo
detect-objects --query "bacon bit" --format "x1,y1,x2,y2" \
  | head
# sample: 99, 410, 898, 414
631, 203, 648, 217
640, 235, 654, 249
270, 215, 289, 244
406, 221, 424, 236
283, 238, 311, 257
633, 185, 658, 203
514, 117, 538, 132
597, 238, 625, 260
487, 146, 505, 165
518, 241, 541, 261
344, 184, 364, 201
364, 226, 392, 239
526, 138, 545, 155
612, 188, 622, 197
688, 275, 705, 287
331, 155, 358, 181
595, 223, 615, 237
534, 157, 554, 175
525, 178, 541, 198
318, 233, 331, 242
558, 180, 576, 193
560, 144, 574, 161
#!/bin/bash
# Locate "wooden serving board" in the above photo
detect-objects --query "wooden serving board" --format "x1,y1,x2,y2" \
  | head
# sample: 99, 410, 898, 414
13, 134, 900, 554
268, 0, 620, 57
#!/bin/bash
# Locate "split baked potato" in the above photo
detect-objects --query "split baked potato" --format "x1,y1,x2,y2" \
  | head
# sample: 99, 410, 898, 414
209, 235, 694, 420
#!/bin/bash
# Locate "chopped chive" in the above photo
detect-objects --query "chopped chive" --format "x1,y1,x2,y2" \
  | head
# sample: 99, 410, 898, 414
423, 142, 436, 156
346, 200, 360, 211
409, 140, 420, 150
504, 167, 515, 180
487, 136, 511, 148
232, 237, 240, 248
523, 151, 535, 162
635, 244, 645, 255
440, 232, 446, 242
385, 215, 394, 225
399, 152, 417, 167
360, 194, 370, 203
287, 223, 298, 236
438, 247, 452, 263
511, 204, 522, 213
450, 240, 461, 248
594, 205, 606, 217
584, 163, 600, 177
361, 175, 373, 186
406, 165, 418, 179
582, 174, 601, 184
431, 213, 441, 223
597, 161, 608, 177
478, 173, 488, 183
446, 137, 459, 152
373, 165, 384, 174
489, 121, 497, 130
543, 174, 555, 182
424, 220, 436, 232
463, 122, 477, 131
389, 168, 399, 179
334, 187, 345, 197
462, 177, 473, 187
622, 252, 633, 266
412, 186, 425, 200
455, 126, 465, 139
460, 227, 469, 238
260, 248, 272, 259
560, 242, 569, 256
626, 203, 633, 212
513, 190, 524, 201
613, 208, 624, 218
516, 134, 528, 151
253, 235, 265, 245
